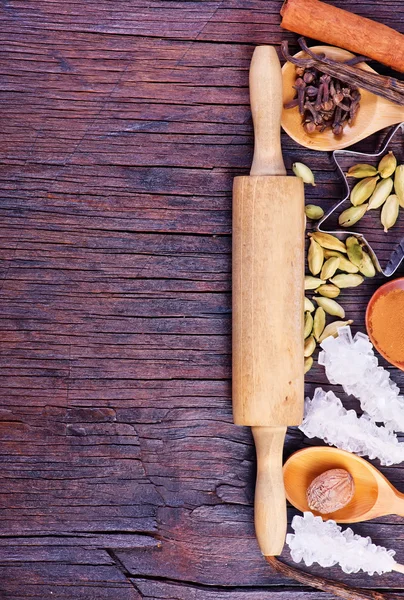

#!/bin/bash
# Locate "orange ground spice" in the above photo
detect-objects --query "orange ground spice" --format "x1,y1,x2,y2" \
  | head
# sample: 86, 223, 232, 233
368, 288, 404, 365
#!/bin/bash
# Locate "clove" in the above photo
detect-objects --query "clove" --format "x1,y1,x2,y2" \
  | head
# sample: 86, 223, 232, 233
293, 77, 307, 115
306, 85, 318, 97
332, 106, 343, 136
321, 100, 334, 112
283, 40, 362, 138
304, 101, 322, 125
348, 99, 360, 125
314, 84, 323, 111
320, 74, 331, 103
303, 70, 315, 84
344, 55, 369, 66
304, 120, 317, 134
284, 98, 300, 109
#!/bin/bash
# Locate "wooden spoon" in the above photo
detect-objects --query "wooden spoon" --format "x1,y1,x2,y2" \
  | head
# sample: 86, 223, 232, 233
281, 46, 404, 151
283, 446, 404, 523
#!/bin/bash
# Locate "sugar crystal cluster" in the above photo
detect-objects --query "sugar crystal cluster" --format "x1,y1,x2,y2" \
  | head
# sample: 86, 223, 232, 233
318, 326, 404, 431
300, 388, 404, 465
287, 512, 396, 575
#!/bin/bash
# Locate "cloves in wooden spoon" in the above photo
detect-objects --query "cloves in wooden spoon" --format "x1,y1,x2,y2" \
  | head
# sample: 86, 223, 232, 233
281, 45, 404, 151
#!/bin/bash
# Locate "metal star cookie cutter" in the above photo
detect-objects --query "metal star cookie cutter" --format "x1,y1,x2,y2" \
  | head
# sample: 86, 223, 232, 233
317, 122, 404, 277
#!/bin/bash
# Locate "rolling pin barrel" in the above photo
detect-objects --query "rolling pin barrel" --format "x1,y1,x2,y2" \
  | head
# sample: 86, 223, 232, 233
232, 46, 305, 556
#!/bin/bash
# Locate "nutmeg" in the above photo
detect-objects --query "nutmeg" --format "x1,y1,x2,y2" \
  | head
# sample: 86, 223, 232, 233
306, 468, 355, 514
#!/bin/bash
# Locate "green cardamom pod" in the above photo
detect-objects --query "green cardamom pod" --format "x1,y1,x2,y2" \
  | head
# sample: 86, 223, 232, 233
338, 204, 367, 227
320, 256, 340, 280
304, 356, 313, 374
293, 162, 316, 186
378, 151, 397, 179
310, 232, 347, 253
315, 284, 340, 298
346, 236, 363, 267
314, 296, 345, 319
323, 250, 359, 273
304, 311, 314, 339
308, 238, 324, 276
304, 297, 315, 313
381, 194, 399, 233
359, 251, 376, 278
367, 177, 394, 210
394, 165, 404, 208
305, 204, 324, 220
305, 276, 326, 290
318, 320, 354, 343
322, 249, 341, 259
330, 273, 364, 288
350, 176, 379, 206
313, 307, 326, 341
304, 335, 316, 358
347, 163, 378, 178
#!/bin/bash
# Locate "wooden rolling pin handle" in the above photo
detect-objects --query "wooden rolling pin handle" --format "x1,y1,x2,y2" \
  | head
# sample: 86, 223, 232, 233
249, 46, 286, 176
252, 426, 287, 556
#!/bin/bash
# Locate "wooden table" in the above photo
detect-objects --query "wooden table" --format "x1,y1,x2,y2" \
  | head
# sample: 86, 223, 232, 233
1, 1, 404, 598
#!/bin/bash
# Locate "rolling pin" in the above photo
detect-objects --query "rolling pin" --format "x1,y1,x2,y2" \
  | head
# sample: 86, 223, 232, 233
232, 46, 305, 556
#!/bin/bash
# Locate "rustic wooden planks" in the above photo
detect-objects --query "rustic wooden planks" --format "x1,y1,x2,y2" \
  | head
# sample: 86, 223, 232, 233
1, 0, 404, 598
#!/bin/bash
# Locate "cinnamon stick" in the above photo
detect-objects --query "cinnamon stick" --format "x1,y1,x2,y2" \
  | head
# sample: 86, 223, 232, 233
280, 0, 404, 74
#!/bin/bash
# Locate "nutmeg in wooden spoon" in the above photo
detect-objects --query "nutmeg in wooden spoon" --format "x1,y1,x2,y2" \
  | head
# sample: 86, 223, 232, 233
306, 468, 355, 514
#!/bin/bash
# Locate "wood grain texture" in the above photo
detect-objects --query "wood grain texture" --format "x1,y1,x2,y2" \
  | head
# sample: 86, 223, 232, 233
0, 0, 404, 598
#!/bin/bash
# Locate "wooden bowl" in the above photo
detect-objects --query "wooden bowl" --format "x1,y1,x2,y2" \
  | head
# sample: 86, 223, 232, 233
366, 277, 404, 370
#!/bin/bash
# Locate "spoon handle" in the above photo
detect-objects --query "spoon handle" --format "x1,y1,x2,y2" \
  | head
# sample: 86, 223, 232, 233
393, 562, 404, 574
391, 490, 404, 517
378, 100, 404, 128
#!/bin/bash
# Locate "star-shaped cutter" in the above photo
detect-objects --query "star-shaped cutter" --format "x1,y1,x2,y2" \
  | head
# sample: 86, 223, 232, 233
317, 122, 404, 277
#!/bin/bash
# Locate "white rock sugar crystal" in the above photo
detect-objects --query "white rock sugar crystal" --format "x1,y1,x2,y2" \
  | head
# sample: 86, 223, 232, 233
287, 512, 396, 575
319, 326, 404, 432
300, 388, 404, 466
